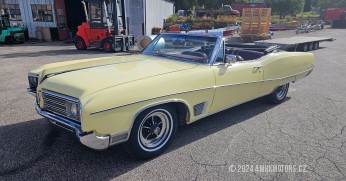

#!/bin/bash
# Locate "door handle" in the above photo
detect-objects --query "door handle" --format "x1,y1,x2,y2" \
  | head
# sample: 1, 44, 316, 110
253, 66, 262, 73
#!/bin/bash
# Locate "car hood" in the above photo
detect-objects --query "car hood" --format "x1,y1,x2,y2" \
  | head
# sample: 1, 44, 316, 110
40, 55, 198, 98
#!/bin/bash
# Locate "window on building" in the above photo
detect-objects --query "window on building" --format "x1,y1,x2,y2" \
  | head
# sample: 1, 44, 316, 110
0, 4, 22, 21
31, 4, 53, 22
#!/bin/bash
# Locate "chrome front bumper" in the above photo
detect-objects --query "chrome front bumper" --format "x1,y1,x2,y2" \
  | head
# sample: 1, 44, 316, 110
27, 88, 36, 96
35, 104, 110, 150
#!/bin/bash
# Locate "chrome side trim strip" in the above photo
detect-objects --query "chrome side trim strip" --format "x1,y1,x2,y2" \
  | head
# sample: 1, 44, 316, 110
265, 67, 313, 82
91, 67, 313, 115
217, 67, 313, 88
217, 80, 264, 88
90, 87, 210, 114
190, 92, 271, 123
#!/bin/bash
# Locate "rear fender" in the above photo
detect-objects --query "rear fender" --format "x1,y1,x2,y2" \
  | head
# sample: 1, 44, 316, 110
259, 52, 314, 94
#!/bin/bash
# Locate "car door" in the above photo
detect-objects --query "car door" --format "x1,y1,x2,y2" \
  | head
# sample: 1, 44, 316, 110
209, 44, 264, 112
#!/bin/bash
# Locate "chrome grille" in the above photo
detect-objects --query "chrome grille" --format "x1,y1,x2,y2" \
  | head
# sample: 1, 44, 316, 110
42, 90, 80, 122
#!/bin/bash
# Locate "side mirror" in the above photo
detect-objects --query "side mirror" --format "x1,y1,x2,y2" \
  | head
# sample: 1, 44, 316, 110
224, 55, 237, 66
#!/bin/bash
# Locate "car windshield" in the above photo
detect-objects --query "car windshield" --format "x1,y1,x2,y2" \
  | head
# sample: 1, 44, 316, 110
141, 34, 218, 64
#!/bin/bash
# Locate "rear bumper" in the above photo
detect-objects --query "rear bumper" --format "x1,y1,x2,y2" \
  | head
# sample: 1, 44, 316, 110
35, 104, 110, 150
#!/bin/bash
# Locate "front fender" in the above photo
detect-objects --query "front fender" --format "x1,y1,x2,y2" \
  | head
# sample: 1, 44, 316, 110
80, 65, 215, 136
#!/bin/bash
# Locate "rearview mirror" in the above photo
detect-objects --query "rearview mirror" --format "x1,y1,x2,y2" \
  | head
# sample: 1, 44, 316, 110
224, 55, 237, 66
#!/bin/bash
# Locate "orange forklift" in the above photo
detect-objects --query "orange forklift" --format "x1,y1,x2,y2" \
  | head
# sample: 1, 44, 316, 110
75, 0, 134, 52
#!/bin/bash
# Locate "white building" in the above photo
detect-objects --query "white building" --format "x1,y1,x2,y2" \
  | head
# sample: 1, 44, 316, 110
0, 0, 58, 38
126, 0, 174, 38
0, 0, 174, 39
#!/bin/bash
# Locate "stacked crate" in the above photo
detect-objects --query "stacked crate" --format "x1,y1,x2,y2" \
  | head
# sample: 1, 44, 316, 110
241, 8, 271, 42
216, 15, 238, 24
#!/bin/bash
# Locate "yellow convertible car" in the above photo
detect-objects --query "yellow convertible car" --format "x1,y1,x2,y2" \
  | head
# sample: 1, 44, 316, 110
27, 33, 314, 158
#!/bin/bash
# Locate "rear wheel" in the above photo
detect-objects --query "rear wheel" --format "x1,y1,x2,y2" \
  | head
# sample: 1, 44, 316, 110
267, 83, 289, 104
314, 42, 319, 50
126, 105, 177, 159
75, 36, 87, 50
299, 43, 309, 52
309, 43, 314, 51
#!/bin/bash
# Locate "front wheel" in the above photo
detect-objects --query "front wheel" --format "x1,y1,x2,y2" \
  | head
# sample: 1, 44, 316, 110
126, 105, 177, 159
103, 40, 114, 53
267, 83, 289, 104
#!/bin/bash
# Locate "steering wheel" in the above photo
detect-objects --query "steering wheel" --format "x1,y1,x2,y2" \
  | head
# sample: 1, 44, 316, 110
181, 51, 208, 58
201, 45, 214, 51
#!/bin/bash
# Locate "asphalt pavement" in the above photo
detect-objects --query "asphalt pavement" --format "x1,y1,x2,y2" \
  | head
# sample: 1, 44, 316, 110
0, 28, 345, 180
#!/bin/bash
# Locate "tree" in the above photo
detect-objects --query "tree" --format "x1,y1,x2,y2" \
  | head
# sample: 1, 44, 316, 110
172, 0, 198, 11
172, 0, 253, 11
304, 0, 312, 12
269, 0, 304, 18
317, 0, 346, 9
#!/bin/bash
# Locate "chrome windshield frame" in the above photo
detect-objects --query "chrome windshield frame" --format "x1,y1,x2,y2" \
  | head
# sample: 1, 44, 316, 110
140, 33, 223, 66
208, 36, 224, 65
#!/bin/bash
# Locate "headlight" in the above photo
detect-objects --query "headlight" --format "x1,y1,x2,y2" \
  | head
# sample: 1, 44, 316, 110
66, 101, 79, 120
28, 74, 38, 91
36, 92, 41, 104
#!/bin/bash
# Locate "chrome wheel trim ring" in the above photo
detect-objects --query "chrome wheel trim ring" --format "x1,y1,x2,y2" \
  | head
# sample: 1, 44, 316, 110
137, 109, 173, 152
276, 84, 287, 100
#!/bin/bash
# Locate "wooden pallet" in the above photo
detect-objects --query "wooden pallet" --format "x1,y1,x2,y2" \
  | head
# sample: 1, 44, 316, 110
241, 8, 271, 42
